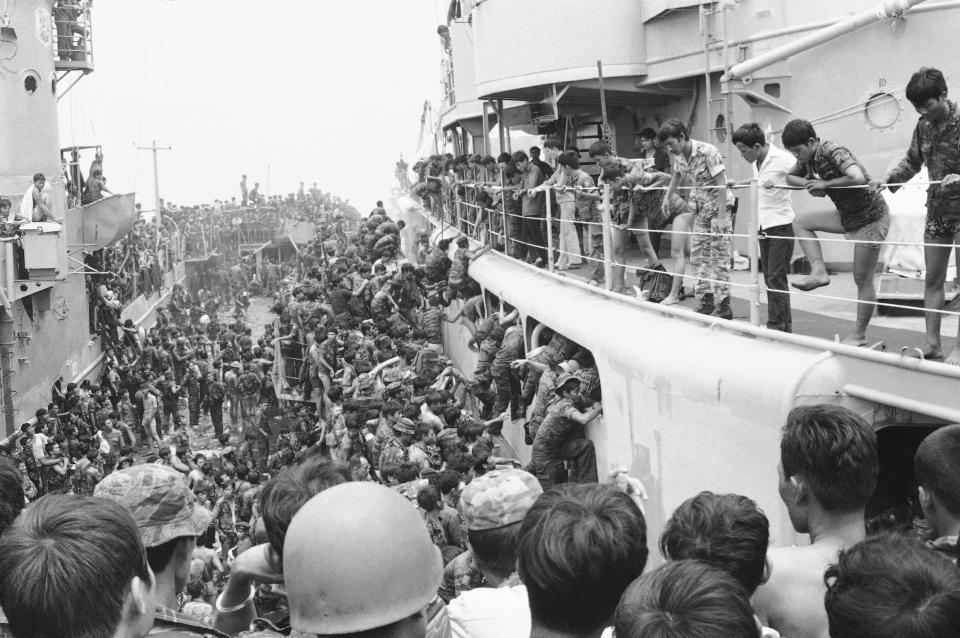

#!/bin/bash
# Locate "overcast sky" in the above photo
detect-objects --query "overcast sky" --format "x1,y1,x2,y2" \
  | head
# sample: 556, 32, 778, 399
57, 0, 444, 211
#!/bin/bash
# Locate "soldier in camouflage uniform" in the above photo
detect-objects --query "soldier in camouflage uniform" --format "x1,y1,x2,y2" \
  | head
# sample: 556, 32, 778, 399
878, 67, 960, 362
378, 417, 415, 475
95, 464, 228, 638
660, 119, 733, 318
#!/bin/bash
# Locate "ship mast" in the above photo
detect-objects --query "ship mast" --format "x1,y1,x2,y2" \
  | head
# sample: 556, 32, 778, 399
135, 140, 171, 228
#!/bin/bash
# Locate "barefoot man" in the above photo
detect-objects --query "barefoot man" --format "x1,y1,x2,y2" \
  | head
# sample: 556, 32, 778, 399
870, 67, 960, 364
783, 119, 890, 346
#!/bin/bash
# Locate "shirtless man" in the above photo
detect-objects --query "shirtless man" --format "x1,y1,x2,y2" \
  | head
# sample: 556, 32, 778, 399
753, 404, 878, 638
28, 173, 58, 223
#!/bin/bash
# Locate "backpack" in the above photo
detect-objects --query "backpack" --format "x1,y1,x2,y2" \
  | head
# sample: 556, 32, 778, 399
638, 264, 673, 304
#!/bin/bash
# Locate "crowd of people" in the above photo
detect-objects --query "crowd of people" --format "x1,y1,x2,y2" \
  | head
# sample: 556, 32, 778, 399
409, 67, 960, 358
0, 66, 959, 638
0, 161, 956, 637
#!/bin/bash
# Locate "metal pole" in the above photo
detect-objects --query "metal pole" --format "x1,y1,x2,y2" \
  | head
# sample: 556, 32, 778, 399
597, 60, 615, 154
545, 187, 555, 273
135, 141, 171, 231
748, 179, 761, 326
497, 99, 506, 154
0, 309, 14, 437
152, 140, 161, 228
501, 172, 511, 256
481, 102, 491, 157
601, 184, 614, 290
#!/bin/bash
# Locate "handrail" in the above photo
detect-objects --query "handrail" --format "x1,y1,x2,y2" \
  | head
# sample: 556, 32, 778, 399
399, 175, 960, 381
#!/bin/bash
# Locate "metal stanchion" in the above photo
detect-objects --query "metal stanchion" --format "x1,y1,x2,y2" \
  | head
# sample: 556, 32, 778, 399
454, 187, 462, 234
545, 187, 555, 274
601, 184, 614, 291
748, 179, 761, 327
501, 174, 511, 256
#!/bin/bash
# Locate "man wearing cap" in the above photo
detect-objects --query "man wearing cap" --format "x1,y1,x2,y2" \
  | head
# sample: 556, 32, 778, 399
379, 417, 415, 475
446, 468, 543, 638
527, 374, 603, 489
95, 464, 229, 638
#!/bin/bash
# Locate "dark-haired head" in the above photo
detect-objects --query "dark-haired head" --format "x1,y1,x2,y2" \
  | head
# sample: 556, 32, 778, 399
518, 483, 648, 635
915, 424, 960, 537
657, 119, 688, 143
588, 141, 612, 158
0, 457, 25, 534
781, 119, 818, 150
558, 150, 580, 170
825, 534, 960, 638
259, 457, 352, 562
615, 560, 760, 638
660, 491, 769, 594
639, 127, 658, 142
732, 123, 766, 149
906, 67, 948, 109
0, 494, 154, 638
780, 404, 878, 532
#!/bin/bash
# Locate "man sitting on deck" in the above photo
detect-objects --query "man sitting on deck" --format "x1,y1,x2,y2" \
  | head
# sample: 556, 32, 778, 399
22, 173, 61, 224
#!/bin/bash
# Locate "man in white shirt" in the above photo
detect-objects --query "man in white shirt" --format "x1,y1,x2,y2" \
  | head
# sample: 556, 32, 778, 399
29, 422, 49, 461
447, 469, 543, 638
732, 124, 796, 332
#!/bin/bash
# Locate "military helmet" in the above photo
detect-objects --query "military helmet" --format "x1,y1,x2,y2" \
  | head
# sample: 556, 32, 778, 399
283, 482, 442, 635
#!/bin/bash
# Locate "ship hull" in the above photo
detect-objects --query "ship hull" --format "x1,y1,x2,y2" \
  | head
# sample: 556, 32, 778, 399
392, 192, 960, 549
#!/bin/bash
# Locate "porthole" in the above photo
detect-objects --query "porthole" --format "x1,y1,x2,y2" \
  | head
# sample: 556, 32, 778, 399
714, 114, 727, 143
22, 70, 40, 94
864, 92, 901, 131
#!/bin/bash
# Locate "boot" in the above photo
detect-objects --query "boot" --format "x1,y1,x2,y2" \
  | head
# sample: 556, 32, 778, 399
710, 296, 733, 320
695, 293, 715, 315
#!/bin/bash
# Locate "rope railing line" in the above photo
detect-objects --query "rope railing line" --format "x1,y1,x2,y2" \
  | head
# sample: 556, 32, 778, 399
613, 259, 960, 319
409, 178, 960, 326
621, 223, 960, 249
608, 258, 754, 292
419, 174, 946, 193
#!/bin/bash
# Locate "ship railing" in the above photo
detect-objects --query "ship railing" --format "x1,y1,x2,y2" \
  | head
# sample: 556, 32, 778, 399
53, 1, 94, 72
405, 173, 960, 347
